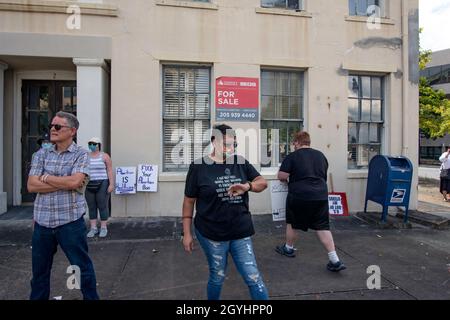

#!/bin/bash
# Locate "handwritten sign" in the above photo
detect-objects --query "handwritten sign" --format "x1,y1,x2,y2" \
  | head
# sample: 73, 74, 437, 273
270, 181, 288, 222
271, 182, 350, 219
115, 167, 137, 195
328, 192, 350, 216
137, 164, 158, 192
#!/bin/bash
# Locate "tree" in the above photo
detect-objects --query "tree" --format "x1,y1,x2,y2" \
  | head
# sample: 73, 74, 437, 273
419, 29, 450, 139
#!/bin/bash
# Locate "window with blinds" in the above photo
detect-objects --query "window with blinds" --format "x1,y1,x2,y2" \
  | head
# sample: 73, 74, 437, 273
163, 66, 211, 171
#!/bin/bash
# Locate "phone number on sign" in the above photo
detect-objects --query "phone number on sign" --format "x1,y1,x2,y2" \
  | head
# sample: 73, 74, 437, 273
218, 112, 256, 119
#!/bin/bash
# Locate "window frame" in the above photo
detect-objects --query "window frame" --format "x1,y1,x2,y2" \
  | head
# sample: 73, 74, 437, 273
162, 65, 212, 172
348, 74, 385, 170
260, 69, 305, 168
348, 0, 387, 18
261, 0, 304, 11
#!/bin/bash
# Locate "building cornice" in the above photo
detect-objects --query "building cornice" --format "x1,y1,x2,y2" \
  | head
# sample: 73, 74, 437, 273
0, 0, 118, 17
73, 58, 109, 72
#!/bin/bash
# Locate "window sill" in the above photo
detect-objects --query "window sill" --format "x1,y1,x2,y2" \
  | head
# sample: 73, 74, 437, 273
260, 168, 279, 180
345, 15, 395, 25
155, 0, 218, 11
159, 172, 188, 182
347, 170, 369, 179
0, 0, 118, 16
255, 7, 312, 18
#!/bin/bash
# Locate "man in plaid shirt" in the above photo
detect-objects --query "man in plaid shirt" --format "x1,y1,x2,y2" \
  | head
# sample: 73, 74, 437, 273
28, 111, 99, 300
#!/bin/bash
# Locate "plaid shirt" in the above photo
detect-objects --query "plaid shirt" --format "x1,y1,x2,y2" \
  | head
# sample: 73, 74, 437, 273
29, 142, 90, 228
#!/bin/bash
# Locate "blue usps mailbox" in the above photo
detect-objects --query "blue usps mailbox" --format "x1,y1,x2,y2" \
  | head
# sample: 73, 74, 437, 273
364, 156, 413, 223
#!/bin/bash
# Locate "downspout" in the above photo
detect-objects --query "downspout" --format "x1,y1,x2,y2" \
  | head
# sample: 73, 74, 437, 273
401, 0, 409, 157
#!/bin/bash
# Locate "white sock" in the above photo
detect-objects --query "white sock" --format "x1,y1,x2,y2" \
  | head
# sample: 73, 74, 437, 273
285, 244, 294, 251
328, 251, 340, 264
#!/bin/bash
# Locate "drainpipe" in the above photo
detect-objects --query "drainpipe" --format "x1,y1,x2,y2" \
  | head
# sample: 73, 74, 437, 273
401, 0, 409, 157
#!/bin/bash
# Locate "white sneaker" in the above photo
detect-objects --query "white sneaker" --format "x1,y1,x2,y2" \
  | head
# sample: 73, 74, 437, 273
87, 228, 98, 238
99, 228, 108, 238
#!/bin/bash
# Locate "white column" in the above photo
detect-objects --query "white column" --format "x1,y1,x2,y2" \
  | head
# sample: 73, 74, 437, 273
73, 58, 109, 151
0, 61, 8, 214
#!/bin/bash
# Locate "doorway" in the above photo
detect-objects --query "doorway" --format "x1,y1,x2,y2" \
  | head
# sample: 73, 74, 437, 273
21, 80, 77, 203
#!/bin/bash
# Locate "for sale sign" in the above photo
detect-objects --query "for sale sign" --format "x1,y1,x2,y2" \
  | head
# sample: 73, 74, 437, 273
216, 77, 259, 122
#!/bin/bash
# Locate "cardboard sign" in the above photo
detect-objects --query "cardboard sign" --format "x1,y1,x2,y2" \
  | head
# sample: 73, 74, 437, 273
270, 181, 288, 222
137, 164, 158, 192
328, 192, 350, 216
216, 77, 259, 122
115, 167, 137, 195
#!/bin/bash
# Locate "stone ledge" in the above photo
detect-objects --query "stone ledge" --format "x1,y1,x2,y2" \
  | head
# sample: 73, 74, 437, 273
256, 7, 312, 18
356, 211, 412, 229
155, 0, 218, 11
0, 0, 119, 17
396, 210, 449, 230
345, 15, 395, 25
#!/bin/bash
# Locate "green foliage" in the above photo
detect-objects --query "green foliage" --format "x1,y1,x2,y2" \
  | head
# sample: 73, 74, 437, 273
419, 78, 450, 138
419, 28, 450, 139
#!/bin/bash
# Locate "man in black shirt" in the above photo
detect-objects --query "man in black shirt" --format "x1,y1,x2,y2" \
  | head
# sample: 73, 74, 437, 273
275, 131, 346, 272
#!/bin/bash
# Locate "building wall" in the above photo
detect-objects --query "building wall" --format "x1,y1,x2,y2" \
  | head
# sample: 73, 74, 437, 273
0, 0, 419, 216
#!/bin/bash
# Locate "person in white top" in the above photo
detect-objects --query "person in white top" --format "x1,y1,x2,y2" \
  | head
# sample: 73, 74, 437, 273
439, 146, 450, 202
85, 137, 114, 238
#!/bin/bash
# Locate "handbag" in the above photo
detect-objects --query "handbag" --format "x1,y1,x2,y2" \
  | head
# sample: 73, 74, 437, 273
86, 180, 103, 192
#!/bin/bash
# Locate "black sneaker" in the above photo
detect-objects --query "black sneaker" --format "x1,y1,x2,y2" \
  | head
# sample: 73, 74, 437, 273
275, 244, 296, 258
327, 261, 346, 272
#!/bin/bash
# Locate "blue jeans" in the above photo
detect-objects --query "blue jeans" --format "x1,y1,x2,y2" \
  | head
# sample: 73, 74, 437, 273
195, 229, 269, 300
30, 217, 99, 300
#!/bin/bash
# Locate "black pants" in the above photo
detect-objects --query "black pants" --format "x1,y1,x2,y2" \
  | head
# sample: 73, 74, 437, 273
85, 179, 110, 221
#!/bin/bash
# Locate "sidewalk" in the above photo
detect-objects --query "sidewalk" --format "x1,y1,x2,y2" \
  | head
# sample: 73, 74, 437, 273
0, 214, 449, 300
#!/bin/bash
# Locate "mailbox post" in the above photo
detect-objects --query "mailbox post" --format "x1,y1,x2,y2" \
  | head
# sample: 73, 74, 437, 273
364, 156, 413, 223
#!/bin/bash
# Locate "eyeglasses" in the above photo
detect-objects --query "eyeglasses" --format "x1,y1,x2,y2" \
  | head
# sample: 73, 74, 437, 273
48, 124, 72, 131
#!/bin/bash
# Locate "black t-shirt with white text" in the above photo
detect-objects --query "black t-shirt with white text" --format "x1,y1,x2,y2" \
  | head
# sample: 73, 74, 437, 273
279, 148, 329, 201
184, 156, 261, 241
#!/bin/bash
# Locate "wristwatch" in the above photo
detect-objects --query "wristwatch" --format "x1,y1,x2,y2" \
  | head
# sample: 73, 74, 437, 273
247, 181, 253, 192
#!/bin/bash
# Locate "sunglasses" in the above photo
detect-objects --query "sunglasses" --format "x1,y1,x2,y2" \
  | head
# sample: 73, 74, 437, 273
48, 124, 72, 131
88, 142, 99, 146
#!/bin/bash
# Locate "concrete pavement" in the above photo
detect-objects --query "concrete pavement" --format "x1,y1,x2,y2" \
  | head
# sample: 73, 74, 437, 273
0, 214, 449, 300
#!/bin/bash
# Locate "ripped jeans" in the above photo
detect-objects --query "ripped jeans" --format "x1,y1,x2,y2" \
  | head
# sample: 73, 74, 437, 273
195, 229, 269, 300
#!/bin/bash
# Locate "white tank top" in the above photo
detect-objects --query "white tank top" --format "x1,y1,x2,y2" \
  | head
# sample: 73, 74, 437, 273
89, 153, 108, 181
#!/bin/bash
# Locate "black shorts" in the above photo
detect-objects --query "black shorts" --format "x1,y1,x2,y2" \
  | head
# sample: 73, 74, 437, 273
286, 194, 330, 232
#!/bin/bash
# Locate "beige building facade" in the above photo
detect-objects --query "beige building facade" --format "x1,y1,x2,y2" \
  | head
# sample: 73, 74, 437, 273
0, 0, 419, 217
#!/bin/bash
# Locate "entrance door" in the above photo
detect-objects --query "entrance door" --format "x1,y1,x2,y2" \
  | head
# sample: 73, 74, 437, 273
21, 80, 77, 203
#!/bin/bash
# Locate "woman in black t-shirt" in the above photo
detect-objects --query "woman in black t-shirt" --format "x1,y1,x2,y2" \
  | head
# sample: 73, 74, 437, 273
182, 124, 269, 300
